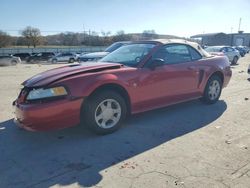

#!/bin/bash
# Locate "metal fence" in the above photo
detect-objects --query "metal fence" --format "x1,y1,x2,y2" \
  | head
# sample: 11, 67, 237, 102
0, 46, 107, 56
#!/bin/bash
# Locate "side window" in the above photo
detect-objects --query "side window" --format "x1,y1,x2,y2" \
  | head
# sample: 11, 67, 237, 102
222, 47, 228, 52
227, 47, 233, 52
188, 46, 202, 60
168, 44, 192, 64
165, 44, 192, 64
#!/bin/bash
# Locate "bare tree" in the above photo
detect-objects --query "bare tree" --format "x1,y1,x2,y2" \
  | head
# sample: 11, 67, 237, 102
113, 30, 132, 42
142, 30, 157, 39
0, 30, 11, 48
116, 30, 125, 36
101, 31, 111, 37
21, 26, 42, 48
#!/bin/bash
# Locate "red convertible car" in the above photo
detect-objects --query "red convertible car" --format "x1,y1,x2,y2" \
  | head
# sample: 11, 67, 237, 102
13, 39, 232, 134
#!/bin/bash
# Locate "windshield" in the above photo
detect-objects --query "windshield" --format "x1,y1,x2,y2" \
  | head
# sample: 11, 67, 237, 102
205, 47, 221, 52
104, 42, 124, 53
100, 43, 156, 67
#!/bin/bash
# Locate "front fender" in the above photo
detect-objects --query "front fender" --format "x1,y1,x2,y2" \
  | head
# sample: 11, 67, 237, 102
79, 74, 129, 97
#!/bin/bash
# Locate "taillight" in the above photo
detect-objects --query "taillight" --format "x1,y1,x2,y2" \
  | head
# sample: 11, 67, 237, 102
17, 88, 28, 103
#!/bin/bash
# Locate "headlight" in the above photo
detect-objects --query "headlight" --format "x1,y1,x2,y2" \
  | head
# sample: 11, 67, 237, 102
27, 86, 68, 100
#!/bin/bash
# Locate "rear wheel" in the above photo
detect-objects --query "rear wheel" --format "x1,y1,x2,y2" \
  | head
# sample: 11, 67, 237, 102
202, 75, 222, 104
81, 91, 127, 135
69, 58, 74, 63
11, 60, 17, 65
52, 59, 57, 63
232, 56, 238, 65
29, 59, 35, 64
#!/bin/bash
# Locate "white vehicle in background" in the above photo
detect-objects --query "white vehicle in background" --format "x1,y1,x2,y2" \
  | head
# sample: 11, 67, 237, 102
0, 55, 21, 66
78, 41, 131, 62
205, 46, 240, 65
50, 52, 79, 63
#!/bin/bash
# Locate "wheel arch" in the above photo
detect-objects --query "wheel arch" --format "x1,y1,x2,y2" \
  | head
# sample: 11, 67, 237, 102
201, 70, 224, 94
209, 71, 224, 84
81, 83, 131, 116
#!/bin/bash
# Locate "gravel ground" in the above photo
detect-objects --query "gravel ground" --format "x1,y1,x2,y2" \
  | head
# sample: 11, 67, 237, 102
0, 56, 250, 188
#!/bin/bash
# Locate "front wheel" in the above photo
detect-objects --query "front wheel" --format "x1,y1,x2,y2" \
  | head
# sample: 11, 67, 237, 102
201, 75, 222, 104
82, 91, 127, 135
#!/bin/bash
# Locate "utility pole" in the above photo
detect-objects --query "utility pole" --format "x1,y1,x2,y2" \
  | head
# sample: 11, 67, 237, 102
83, 24, 85, 44
88, 29, 91, 46
230, 27, 234, 46
238, 18, 242, 32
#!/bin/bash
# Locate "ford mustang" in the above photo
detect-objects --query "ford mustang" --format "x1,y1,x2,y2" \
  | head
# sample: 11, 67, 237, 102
13, 39, 232, 134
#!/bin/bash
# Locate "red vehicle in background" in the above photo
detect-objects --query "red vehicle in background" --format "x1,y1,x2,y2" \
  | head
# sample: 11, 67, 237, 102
13, 39, 232, 134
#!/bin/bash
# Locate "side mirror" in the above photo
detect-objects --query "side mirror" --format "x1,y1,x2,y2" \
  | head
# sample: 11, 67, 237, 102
149, 58, 165, 70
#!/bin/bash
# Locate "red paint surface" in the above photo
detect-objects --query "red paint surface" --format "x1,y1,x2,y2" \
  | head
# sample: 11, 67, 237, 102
14, 41, 232, 131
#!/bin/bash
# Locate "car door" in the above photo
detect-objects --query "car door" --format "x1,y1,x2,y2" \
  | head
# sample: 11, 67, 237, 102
60, 53, 66, 61
35, 53, 42, 61
62, 53, 70, 61
229, 47, 238, 59
56, 54, 63, 61
41, 53, 50, 61
224, 47, 234, 61
135, 44, 201, 109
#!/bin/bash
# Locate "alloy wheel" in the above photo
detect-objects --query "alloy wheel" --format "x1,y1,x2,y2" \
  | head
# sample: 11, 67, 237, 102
208, 80, 221, 100
94, 99, 121, 129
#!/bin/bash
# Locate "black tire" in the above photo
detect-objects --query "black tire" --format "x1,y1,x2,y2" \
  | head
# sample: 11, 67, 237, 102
11, 60, 17, 65
81, 91, 127, 135
29, 59, 35, 64
232, 56, 238, 65
52, 59, 57, 63
201, 75, 222, 104
69, 58, 74, 63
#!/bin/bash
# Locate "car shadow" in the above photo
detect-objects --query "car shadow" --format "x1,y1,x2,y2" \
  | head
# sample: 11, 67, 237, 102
230, 64, 239, 68
0, 99, 227, 188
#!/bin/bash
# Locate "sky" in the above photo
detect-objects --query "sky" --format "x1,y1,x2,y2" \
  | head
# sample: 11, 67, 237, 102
1, 0, 250, 37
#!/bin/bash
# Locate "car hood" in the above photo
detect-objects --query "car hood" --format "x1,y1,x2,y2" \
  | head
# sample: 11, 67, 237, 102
22, 62, 123, 87
80, 52, 109, 58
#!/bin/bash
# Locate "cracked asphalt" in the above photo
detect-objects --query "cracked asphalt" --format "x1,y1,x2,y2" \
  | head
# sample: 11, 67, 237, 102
0, 55, 250, 188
